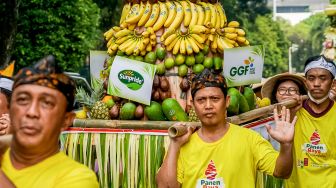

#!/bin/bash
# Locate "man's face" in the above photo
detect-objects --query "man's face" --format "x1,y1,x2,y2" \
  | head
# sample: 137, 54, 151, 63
193, 87, 228, 126
305, 68, 333, 99
9, 84, 74, 151
275, 80, 300, 103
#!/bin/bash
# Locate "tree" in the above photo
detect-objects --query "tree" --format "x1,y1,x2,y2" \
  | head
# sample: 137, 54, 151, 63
283, 13, 329, 72
11, 0, 101, 72
245, 15, 290, 77
0, 0, 19, 68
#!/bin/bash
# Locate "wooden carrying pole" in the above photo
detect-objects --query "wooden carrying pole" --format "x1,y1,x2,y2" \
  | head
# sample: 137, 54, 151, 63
168, 95, 308, 138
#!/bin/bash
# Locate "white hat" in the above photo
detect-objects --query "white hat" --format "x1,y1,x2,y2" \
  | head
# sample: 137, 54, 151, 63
0, 77, 14, 91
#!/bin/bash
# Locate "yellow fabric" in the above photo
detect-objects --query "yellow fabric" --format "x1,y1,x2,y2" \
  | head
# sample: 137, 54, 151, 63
285, 103, 336, 188
1, 149, 99, 188
177, 123, 279, 188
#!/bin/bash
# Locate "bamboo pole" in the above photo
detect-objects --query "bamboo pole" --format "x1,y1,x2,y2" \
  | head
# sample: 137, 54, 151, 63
72, 95, 307, 138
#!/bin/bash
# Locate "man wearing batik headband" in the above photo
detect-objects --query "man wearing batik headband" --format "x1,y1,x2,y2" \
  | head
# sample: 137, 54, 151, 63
285, 55, 336, 188
0, 55, 98, 188
157, 69, 297, 187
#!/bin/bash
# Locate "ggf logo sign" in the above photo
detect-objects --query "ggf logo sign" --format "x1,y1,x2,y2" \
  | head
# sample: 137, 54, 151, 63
118, 70, 144, 91
229, 56, 255, 76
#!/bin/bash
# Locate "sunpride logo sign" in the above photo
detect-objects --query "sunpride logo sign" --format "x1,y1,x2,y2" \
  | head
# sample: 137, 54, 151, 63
118, 70, 144, 91
229, 56, 255, 76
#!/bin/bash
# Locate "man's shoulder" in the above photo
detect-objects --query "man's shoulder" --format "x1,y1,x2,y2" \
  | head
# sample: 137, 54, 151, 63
56, 152, 94, 173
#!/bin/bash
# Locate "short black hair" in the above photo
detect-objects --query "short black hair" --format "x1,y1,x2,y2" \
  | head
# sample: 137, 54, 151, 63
271, 79, 307, 104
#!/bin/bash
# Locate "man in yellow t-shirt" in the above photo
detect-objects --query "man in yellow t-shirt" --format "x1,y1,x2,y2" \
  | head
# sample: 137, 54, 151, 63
285, 55, 336, 188
157, 69, 297, 188
0, 56, 98, 188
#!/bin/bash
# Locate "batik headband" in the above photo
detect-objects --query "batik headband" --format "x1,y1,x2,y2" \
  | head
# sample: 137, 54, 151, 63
13, 55, 76, 111
191, 69, 227, 98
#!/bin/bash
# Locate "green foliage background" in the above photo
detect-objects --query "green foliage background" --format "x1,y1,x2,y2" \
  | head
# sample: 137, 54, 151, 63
7, 0, 328, 77
12, 0, 101, 72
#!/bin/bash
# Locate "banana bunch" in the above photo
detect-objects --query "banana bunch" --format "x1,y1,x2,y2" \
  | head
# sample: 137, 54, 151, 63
206, 21, 250, 53
105, 27, 157, 56
104, 26, 122, 55
162, 25, 208, 55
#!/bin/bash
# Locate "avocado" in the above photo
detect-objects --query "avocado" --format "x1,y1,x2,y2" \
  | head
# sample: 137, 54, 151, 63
239, 93, 250, 113
162, 98, 188, 121
120, 102, 136, 120
227, 88, 240, 115
243, 87, 256, 110
144, 101, 167, 121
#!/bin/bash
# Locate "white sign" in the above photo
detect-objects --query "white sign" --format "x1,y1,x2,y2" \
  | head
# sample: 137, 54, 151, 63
107, 56, 156, 105
223, 46, 264, 87
89, 51, 109, 85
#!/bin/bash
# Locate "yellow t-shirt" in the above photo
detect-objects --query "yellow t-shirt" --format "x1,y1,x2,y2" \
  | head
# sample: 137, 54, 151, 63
285, 102, 336, 188
177, 123, 279, 188
1, 149, 99, 188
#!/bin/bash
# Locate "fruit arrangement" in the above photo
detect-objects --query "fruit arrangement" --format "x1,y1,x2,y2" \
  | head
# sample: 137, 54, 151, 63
76, 0, 266, 121
322, 5, 336, 60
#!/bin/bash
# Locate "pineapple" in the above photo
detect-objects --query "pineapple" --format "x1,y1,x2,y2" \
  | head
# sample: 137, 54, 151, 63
75, 80, 110, 120
188, 107, 200, 122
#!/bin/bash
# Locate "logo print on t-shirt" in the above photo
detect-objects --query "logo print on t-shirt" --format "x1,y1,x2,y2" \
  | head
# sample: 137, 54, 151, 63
205, 160, 217, 180
310, 130, 320, 145
302, 130, 327, 155
196, 160, 225, 188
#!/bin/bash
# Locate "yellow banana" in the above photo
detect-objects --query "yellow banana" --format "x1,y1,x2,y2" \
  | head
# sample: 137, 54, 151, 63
180, 38, 186, 54
208, 3, 216, 28
166, 37, 179, 51
196, 4, 205, 26
118, 38, 135, 52
115, 35, 132, 44
191, 33, 206, 44
215, 3, 227, 28
164, 1, 176, 28
192, 36, 204, 50
223, 27, 236, 33
189, 2, 198, 26
168, 2, 184, 30
125, 4, 140, 24
125, 1, 146, 24
224, 37, 236, 44
142, 30, 150, 38
199, 2, 211, 27
107, 48, 115, 56
190, 25, 208, 34
223, 38, 235, 48
236, 29, 246, 36
104, 28, 115, 40
146, 43, 153, 52
114, 29, 132, 38
181, 1, 192, 27
214, 4, 221, 29
245, 39, 250, 46
138, 2, 152, 26
187, 37, 200, 54
217, 37, 224, 52
225, 33, 238, 40
128, 24, 136, 30
164, 33, 178, 46
145, 3, 160, 27
173, 38, 181, 55
142, 38, 150, 45
110, 43, 119, 51
125, 40, 138, 55
161, 28, 175, 41
228, 21, 240, 28
107, 37, 116, 48
153, 2, 168, 31
120, 3, 131, 25
185, 38, 193, 55
140, 50, 147, 56
237, 36, 246, 43
211, 35, 218, 52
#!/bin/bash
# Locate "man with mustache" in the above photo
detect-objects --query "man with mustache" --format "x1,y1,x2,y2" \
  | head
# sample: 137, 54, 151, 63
157, 69, 297, 188
285, 55, 336, 188
0, 56, 98, 187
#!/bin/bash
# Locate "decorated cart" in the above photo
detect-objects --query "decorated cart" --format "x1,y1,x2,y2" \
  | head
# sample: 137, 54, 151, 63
64, 0, 291, 187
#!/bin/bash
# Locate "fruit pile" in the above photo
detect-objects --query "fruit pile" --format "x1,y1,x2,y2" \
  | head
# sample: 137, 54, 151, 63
76, 0, 260, 121
322, 5, 336, 61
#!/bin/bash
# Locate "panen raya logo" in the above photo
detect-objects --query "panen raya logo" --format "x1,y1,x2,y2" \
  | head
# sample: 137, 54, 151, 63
196, 160, 225, 188
118, 70, 144, 91
229, 56, 255, 76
